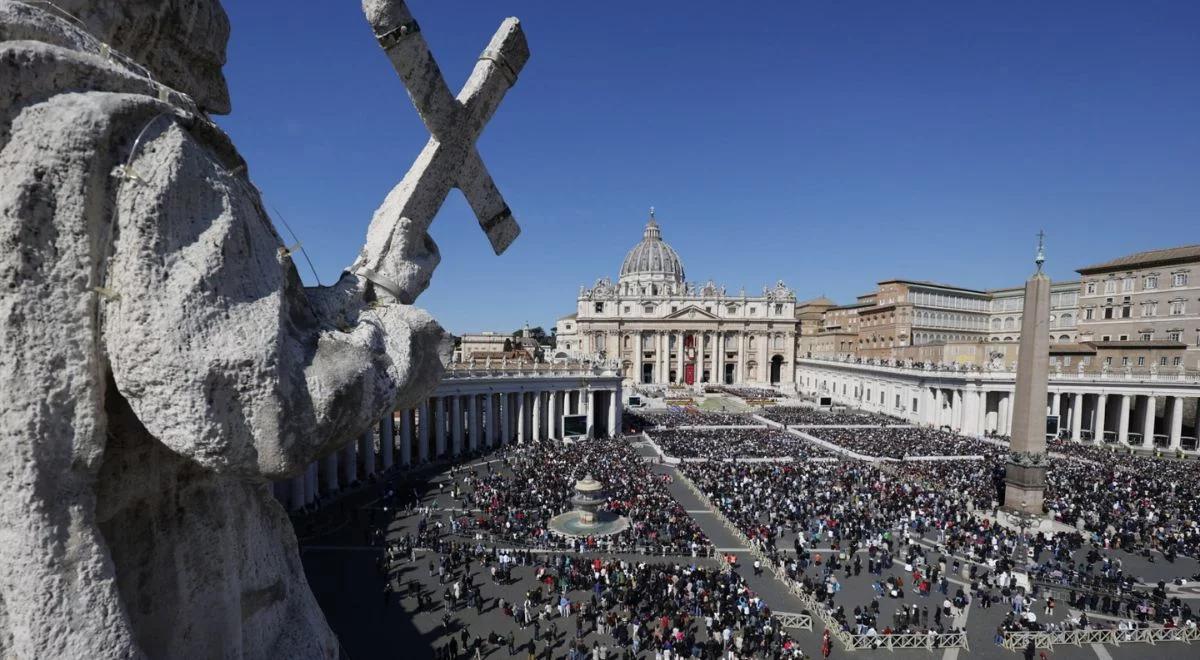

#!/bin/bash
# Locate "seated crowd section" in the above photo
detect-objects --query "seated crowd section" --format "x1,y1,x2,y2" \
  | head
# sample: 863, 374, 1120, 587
647, 428, 837, 461
760, 406, 903, 427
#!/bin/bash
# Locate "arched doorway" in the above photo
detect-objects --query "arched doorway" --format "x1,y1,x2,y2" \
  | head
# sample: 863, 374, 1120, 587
642, 363, 654, 384
769, 355, 784, 384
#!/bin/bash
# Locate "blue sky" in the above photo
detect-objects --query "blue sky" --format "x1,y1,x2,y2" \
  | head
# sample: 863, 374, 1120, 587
217, 1, 1199, 334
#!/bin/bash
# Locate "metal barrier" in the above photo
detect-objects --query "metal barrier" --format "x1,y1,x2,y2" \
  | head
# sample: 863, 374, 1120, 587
841, 630, 968, 651
1002, 625, 1200, 651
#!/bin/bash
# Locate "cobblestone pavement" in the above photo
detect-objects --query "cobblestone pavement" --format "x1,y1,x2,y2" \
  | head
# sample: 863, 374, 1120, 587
296, 448, 1200, 660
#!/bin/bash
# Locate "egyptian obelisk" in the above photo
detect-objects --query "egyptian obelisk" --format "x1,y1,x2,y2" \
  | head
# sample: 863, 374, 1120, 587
1004, 232, 1051, 515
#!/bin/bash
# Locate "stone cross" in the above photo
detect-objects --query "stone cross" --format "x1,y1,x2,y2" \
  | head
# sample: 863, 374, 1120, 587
355, 0, 529, 298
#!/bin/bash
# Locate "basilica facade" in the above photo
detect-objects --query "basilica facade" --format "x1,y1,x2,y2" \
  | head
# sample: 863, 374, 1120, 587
556, 212, 800, 386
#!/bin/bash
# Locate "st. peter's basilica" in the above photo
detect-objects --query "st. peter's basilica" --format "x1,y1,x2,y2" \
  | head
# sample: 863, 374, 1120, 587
555, 211, 800, 386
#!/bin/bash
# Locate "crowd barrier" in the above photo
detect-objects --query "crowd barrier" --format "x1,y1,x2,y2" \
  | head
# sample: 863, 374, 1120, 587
1001, 625, 1199, 651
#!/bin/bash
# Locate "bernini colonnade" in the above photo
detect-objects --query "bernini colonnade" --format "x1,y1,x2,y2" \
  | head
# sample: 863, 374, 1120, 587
275, 364, 622, 511
798, 357, 1200, 451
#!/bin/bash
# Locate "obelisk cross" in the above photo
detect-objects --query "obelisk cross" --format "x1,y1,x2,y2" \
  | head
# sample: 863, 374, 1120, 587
355, 0, 528, 299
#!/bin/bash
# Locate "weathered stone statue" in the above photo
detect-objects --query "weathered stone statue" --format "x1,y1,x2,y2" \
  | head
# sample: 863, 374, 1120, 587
0, 0, 524, 657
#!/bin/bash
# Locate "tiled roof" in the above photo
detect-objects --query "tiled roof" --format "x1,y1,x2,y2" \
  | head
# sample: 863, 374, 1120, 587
1077, 244, 1200, 275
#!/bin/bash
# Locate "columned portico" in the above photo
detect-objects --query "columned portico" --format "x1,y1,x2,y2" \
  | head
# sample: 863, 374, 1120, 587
795, 357, 1200, 455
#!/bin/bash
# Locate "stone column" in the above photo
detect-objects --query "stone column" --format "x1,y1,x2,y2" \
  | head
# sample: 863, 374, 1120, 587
997, 391, 1009, 435
951, 389, 963, 431
676, 333, 685, 384
607, 389, 618, 438
1142, 395, 1157, 445
656, 332, 665, 384
449, 395, 463, 456
515, 391, 526, 443
960, 389, 975, 434
341, 438, 357, 485
483, 394, 495, 447
759, 332, 769, 384
417, 400, 430, 462
360, 429, 376, 477
976, 391, 988, 435
548, 390, 558, 440
1094, 393, 1108, 443
710, 332, 718, 384
379, 413, 394, 470
532, 390, 543, 441
1070, 393, 1083, 441
500, 393, 512, 445
322, 452, 339, 494
634, 332, 643, 384
585, 390, 595, 438
614, 382, 624, 434
468, 394, 480, 451
1117, 394, 1131, 445
739, 333, 749, 383
433, 396, 447, 458
1050, 392, 1061, 418
401, 409, 414, 466
1169, 396, 1184, 449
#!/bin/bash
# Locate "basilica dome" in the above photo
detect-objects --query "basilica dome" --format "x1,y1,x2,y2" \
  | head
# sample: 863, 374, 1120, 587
619, 211, 685, 286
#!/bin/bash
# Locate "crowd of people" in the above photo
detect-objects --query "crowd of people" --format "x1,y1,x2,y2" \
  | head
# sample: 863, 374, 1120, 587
626, 409, 759, 432
760, 407, 902, 427
444, 438, 711, 556
705, 386, 781, 402
380, 532, 810, 659
646, 428, 836, 461
677, 448, 1200, 634
804, 426, 997, 459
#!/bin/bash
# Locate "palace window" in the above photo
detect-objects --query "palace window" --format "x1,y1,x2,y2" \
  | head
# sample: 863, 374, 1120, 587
1104, 280, 1116, 294
774, 304, 783, 315
594, 302, 604, 313
1145, 275, 1158, 290
1137, 356, 1145, 366
1173, 273, 1188, 287
1123, 277, 1134, 292
1168, 331, 1182, 342
1160, 357, 1169, 366
644, 305, 654, 314
1086, 282, 1096, 295
1140, 332, 1152, 341
1170, 300, 1186, 316
623, 305, 630, 313
1119, 334, 1129, 341
1084, 308, 1094, 320
1174, 357, 1183, 366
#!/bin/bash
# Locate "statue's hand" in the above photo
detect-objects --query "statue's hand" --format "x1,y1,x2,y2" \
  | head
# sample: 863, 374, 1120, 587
354, 215, 441, 305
